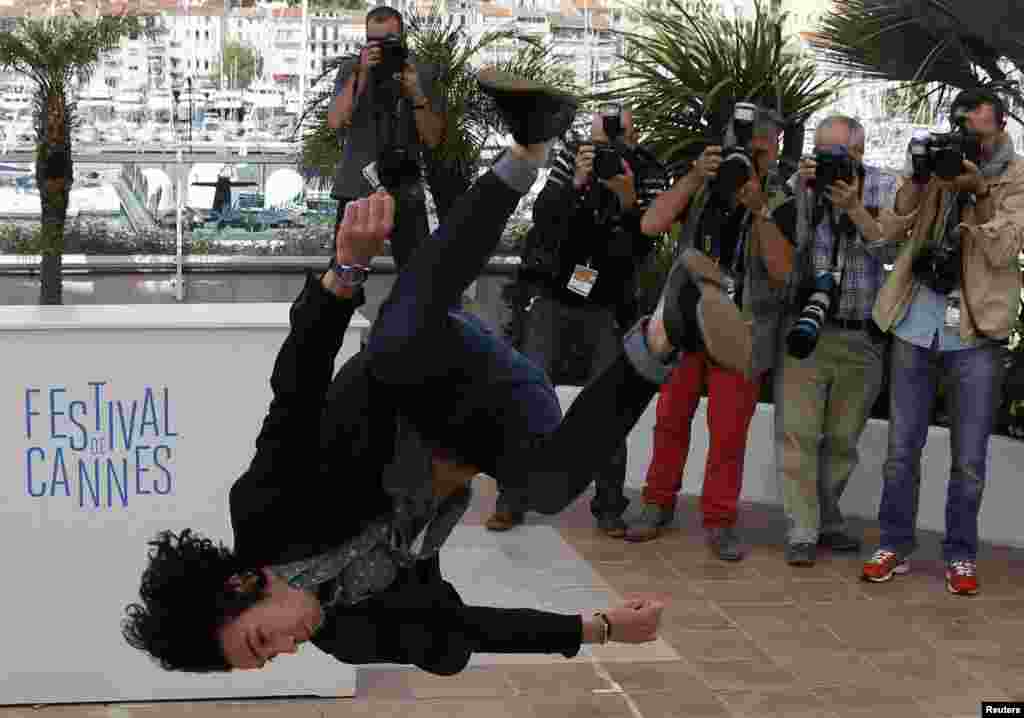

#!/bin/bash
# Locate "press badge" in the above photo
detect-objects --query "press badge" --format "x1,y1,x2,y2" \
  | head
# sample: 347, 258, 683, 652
945, 290, 962, 329
567, 264, 598, 297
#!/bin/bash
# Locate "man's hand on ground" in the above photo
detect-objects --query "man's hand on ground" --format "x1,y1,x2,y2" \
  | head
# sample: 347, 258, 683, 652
336, 193, 394, 267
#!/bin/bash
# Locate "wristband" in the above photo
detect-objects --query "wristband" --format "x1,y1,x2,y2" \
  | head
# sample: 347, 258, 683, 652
329, 258, 371, 288
593, 611, 612, 644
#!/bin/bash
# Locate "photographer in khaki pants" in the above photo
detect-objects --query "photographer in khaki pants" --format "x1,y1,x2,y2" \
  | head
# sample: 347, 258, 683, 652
862, 89, 1024, 595
775, 116, 901, 568
327, 6, 444, 269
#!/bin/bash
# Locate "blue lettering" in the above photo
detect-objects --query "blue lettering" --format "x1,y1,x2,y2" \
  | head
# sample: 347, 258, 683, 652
89, 381, 106, 432
163, 388, 178, 437
50, 447, 70, 497
140, 388, 159, 437
68, 400, 89, 451
116, 400, 138, 450
106, 458, 129, 508
153, 445, 173, 495
135, 445, 152, 495
25, 388, 40, 439
79, 459, 100, 508
26, 447, 46, 497
49, 387, 67, 440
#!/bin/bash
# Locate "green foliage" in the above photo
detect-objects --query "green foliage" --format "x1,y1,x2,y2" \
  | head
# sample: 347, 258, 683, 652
812, 0, 1024, 124
213, 40, 261, 89
600, 0, 838, 167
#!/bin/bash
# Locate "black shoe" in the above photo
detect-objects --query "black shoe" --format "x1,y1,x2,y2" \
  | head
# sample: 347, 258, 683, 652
818, 531, 862, 552
707, 526, 745, 561
655, 247, 752, 375
597, 514, 628, 538
785, 542, 817, 566
477, 69, 578, 146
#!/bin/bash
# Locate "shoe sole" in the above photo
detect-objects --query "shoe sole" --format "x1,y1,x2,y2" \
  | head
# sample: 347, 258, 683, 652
681, 249, 753, 376
945, 578, 979, 596
861, 562, 910, 582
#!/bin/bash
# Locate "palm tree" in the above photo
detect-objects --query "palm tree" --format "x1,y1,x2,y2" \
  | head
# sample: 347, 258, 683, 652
601, 0, 838, 171
595, 0, 838, 314
0, 13, 145, 305
810, 0, 1024, 122
298, 11, 579, 221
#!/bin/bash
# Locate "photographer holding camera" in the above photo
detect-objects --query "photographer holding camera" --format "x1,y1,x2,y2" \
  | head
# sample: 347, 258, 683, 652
775, 116, 901, 567
486, 107, 668, 536
624, 105, 798, 558
327, 7, 444, 268
861, 89, 1024, 595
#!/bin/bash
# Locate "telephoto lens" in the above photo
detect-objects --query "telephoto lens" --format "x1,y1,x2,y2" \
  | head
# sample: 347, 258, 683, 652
786, 272, 836, 359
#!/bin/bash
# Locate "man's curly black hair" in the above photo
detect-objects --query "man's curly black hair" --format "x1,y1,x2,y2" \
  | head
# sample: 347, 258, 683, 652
122, 528, 267, 672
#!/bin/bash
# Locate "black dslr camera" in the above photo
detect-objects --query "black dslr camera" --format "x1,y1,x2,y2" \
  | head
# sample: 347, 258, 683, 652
912, 225, 963, 294
786, 271, 839, 359
377, 145, 420, 190
709, 102, 758, 201
908, 106, 983, 182
372, 33, 409, 80
810, 145, 857, 190
592, 105, 627, 181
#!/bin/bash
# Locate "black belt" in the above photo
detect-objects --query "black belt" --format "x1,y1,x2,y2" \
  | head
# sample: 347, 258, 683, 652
829, 318, 866, 331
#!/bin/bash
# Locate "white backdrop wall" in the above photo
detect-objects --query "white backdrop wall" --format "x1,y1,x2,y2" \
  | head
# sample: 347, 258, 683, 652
0, 305, 367, 704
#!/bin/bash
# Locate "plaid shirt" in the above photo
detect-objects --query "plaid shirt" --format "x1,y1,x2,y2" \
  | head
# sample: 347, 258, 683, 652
804, 165, 900, 320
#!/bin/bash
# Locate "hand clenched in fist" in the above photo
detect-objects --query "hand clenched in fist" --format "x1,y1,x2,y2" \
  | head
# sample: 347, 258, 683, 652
603, 598, 665, 643
336, 192, 394, 267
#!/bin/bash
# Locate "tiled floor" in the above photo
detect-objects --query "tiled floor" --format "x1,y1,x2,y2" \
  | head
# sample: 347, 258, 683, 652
4, 479, 1023, 718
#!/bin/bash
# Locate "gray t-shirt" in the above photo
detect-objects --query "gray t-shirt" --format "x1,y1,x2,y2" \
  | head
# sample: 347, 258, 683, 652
331, 56, 443, 199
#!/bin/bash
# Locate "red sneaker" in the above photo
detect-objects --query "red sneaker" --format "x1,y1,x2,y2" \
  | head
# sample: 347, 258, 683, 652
861, 549, 909, 582
946, 560, 979, 595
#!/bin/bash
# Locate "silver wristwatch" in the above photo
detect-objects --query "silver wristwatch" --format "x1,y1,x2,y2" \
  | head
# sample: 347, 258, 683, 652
331, 262, 371, 288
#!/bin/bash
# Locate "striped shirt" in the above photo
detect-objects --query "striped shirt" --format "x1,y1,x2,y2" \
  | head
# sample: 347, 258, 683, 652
801, 165, 900, 320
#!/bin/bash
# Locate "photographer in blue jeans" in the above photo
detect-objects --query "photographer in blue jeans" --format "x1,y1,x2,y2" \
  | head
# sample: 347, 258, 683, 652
862, 89, 1024, 595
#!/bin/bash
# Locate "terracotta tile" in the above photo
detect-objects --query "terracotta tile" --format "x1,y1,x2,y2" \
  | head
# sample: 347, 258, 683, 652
665, 628, 767, 663
665, 558, 765, 582
816, 607, 934, 653
502, 663, 608, 696
659, 599, 734, 631
767, 650, 884, 688
689, 659, 798, 691
529, 693, 635, 718
979, 598, 1024, 623
602, 660, 706, 694
864, 649, 983, 696
913, 690, 1011, 718
321, 697, 534, 718
812, 684, 929, 718
627, 690, 733, 718
697, 580, 796, 604
958, 654, 1024, 698
752, 627, 850, 660
785, 579, 872, 604
610, 576, 705, 603
716, 688, 839, 718
400, 666, 514, 699
715, 603, 818, 636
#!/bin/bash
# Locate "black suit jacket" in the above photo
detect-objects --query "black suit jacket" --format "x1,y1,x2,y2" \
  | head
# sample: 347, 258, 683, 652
228, 270, 583, 675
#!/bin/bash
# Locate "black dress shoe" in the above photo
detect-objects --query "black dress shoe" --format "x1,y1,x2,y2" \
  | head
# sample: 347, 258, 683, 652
477, 69, 578, 146
785, 542, 817, 566
818, 532, 862, 552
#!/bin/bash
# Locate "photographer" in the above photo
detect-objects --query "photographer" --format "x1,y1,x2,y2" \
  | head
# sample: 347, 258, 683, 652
327, 6, 444, 268
625, 106, 797, 559
486, 108, 668, 536
775, 116, 901, 567
862, 89, 1024, 595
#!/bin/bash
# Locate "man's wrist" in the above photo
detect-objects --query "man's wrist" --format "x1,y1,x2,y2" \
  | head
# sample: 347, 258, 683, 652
581, 617, 603, 644
320, 269, 357, 299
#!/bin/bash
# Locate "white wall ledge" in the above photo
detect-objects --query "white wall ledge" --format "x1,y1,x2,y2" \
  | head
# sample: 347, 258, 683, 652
0, 303, 370, 331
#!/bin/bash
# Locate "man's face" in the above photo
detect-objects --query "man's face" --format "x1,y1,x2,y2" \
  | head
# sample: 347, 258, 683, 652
366, 16, 402, 43
751, 127, 781, 175
217, 568, 323, 670
963, 102, 1000, 141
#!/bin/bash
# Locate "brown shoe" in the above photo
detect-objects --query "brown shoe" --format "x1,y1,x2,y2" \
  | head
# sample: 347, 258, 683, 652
485, 510, 525, 531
